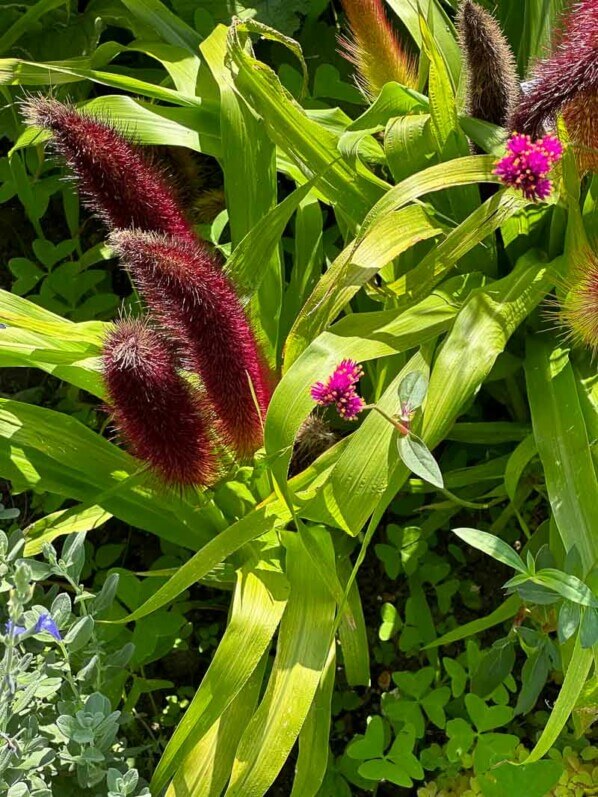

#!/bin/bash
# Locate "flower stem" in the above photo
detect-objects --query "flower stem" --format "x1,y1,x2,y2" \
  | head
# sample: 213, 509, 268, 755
363, 404, 410, 435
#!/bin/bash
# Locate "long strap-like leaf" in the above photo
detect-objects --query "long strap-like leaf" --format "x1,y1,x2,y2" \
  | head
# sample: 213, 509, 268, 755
225, 531, 337, 797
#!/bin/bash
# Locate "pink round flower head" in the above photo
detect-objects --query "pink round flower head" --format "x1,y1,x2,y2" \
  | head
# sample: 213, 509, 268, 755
311, 360, 365, 421
506, 133, 533, 156
494, 132, 563, 201
540, 134, 564, 164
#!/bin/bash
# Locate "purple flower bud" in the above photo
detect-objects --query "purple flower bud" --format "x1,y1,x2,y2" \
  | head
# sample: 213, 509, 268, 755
4, 620, 26, 637
34, 612, 62, 642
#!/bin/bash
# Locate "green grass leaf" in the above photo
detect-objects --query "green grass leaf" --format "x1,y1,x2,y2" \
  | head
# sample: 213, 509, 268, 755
452, 528, 526, 573
152, 566, 289, 793
225, 531, 337, 796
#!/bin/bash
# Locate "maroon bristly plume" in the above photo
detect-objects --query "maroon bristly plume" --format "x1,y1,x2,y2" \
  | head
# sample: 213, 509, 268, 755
22, 97, 196, 242
103, 318, 219, 486
509, 0, 598, 137
108, 230, 272, 457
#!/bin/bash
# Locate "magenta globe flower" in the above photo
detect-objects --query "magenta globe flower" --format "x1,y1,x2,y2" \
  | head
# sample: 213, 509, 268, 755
311, 360, 365, 420
494, 133, 563, 201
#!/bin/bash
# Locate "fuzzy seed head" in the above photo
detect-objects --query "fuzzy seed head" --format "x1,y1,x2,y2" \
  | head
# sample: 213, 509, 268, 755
103, 319, 219, 486
290, 414, 340, 475
563, 89, 598, 172
509, 0, 598, 138
108, 231, 271, 457
339, 0, 418, 99
22, 97, 195, 241
457, 0, 520, 130
559, 249, 598, 354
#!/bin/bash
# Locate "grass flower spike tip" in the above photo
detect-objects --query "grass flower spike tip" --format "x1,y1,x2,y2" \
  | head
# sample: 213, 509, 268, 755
339, 0, 418, 99
559, 249, 598, 354
509, 0, 598, 147
457, 0, 520, 131
108, 231, 271, 458
494, 133, 563, 201
22, 97, 196, 242
103, 319, 218, 487
311, 360, 365, 420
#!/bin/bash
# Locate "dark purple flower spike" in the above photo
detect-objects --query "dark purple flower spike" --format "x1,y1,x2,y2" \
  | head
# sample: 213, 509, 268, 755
103, 319, 219, 487
108, 232, 272, 458
22, 97, 196, 242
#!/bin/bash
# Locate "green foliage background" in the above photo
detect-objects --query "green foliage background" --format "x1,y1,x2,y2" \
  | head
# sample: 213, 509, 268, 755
0, 1, 596, 796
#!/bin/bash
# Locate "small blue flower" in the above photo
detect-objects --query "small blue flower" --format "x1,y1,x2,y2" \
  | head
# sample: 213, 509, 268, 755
34, 613, 61, 642
4, 620, 26, 637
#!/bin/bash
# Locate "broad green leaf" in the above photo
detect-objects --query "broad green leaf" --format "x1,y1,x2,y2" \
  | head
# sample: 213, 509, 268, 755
505, 434, 537, 502
360, 155, 498, 235
533, 569, 598, 608
85, 95, 219, 155
0, 288, 103, 344
225, 531, 336, 796
514, 646, 551, 716
452, 528, 526, 573
268, 278, 473, 486
280, 192, 324, 346
120, 0, 201, 52
24, 505, 111, 556
152, 566, 289, 793
337, 555, 370, 686
290, 642, 336, 797
285, 205, 443, 364
479, 761, 563, 797
339, 82, 427, 168
471, 642, 516, 698
226, 21, 385, 224
446, 423, 531, 445
0, 0, 65, 55
525, 338, 598, 573
385, 114, 435, 184
0, 58, 204, 108
558, 601, 581, 644
398, 371, 428, 411
167, 651, 268, 797
0, 325, 103, 396
386, 191, 526, 304
225, 178, 316, 304
465, 694, 513, 733
423, 251, 554, 451
0, 399, 215, 549
419, 14, 457, 147
346, 715, 386, 760
580, 607, 598, 648
398, 434, 444, 489
525, 636, 593, 763
13, 94, 221, 158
